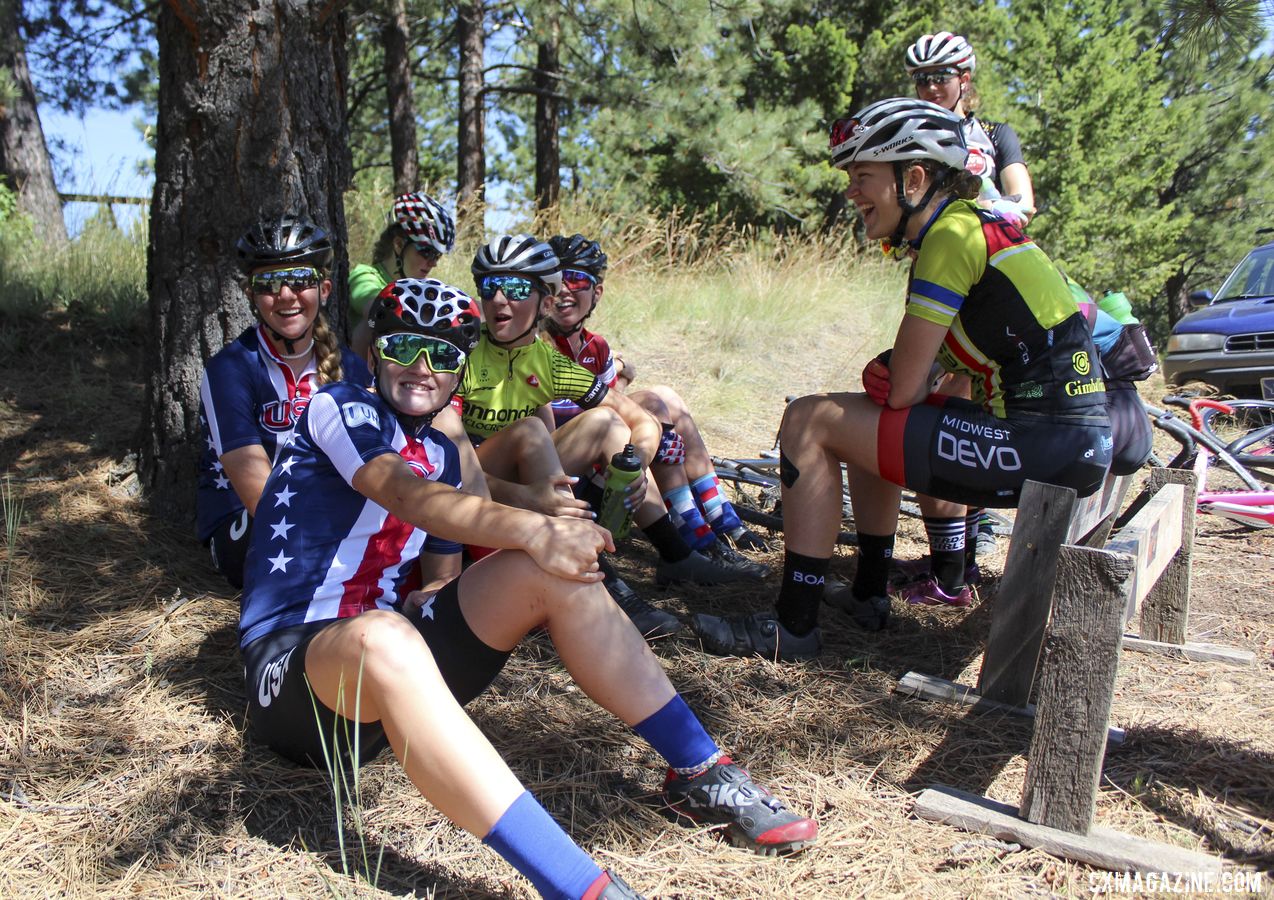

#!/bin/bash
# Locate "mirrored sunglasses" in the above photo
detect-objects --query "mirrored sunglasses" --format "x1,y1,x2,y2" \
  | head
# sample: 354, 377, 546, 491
911, 68, 960, 87
478, 275, 537, 302
250, 266, 321, 295
411, 243, 442, 263
375, 333, 466, 373
560, 269, 598, 292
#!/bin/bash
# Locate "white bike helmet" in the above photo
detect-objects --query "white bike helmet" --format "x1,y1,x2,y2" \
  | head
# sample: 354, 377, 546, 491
471, 233, 562, 293
829, 98, 968, 172
904, 31, 976, 74
390, 192, 456, 257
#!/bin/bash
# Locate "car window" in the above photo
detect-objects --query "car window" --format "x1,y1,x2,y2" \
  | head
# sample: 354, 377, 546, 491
1216, 246, 1274, 302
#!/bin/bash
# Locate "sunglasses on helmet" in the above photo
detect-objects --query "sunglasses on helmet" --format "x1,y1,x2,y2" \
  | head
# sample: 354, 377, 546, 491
560, 269, 598, 292
250, 266, 322, 295
478, 275, 538, 302
911, 68, 960, 87
375, 333, 467, 373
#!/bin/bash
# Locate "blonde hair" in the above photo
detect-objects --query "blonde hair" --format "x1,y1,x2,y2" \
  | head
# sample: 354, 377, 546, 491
312, 310, 344, 385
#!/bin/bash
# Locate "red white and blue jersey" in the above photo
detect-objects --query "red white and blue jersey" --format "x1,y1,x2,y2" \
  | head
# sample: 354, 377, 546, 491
238, 382, 463, 649
196, 325, 370, 541
547, 328, 618, 426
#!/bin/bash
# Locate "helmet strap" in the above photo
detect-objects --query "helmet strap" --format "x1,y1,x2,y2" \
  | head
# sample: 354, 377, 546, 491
888, 162, 951, 253
372, 356, 464, 436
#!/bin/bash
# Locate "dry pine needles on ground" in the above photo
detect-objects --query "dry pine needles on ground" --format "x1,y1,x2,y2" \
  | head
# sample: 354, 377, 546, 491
0, 319, 1271, 898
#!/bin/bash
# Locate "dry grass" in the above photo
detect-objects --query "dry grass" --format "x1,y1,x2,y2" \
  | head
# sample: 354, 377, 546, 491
1, 310, 1272, 899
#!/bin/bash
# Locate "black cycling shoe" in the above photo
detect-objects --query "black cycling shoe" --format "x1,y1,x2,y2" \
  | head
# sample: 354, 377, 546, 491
598, 556, 683, 638
723, 525, 772, 552
663, 756, 819, 856
590, 870, 645, 899
823, 580, 890, 632
689, 611, 821, 661
704, 540, 770, 580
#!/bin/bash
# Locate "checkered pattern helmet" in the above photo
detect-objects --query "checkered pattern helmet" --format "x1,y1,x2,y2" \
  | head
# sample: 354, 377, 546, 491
549, 234, 608, 280
235, 213, 334, 271
471, 233, 562, 293
904, 31, 976, 74
390, 192, 456, 256
829, 98, 968, 172
369, 278, 481, 355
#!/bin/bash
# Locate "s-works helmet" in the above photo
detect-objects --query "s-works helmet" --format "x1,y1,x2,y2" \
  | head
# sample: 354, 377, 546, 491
471, 234, 562, 294
235, 213, 334, 272
390, 192, 456, 257
904, 32, 976, 74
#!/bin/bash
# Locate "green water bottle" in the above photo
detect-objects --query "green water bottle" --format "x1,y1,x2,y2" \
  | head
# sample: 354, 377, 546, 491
1099, 290, 1137, 325
597, 444, 643, 540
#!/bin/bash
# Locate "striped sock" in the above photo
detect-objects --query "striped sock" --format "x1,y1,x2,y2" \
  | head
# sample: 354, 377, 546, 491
924, 516, 967, 591
663, 484, 715, 551
691, 473, 743, 536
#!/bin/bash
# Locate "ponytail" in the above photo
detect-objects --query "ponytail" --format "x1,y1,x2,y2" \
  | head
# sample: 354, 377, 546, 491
312, 311, 344, 385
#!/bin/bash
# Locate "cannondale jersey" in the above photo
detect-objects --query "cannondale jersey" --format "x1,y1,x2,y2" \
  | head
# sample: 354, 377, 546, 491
238, 382, 462, 648
906, 200, 1106, 421
547, 328, 618, 421
196, 325, 370, 541
456, 329, 608, 441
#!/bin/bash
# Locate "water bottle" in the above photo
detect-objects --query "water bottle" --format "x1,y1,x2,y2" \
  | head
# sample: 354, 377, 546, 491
1099, 290, 1137, 325
597, 444, 643, 540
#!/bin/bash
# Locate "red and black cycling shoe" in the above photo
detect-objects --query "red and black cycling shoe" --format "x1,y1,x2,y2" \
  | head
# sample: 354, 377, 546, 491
662, 757, 818, 856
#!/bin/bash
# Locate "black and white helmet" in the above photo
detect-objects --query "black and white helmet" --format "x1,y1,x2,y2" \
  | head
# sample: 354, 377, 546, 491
549, 234, 608, 280
829, 98, 968, 172
904, 31, 976, 74
235, 213, 334, 271
369, 278, 481, 355
390, 192, 456, 257
471, 233, 562, 293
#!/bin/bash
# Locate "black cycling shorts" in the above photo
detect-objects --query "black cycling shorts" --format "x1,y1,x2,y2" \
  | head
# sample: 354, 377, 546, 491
878, 395, 1112, 508
1106, 382, 1152, 476
208, 508, 252, 590
241, 577, 512, 770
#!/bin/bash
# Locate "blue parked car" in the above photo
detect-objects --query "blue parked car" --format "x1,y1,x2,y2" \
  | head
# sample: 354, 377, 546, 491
1163, 237, 1274, 399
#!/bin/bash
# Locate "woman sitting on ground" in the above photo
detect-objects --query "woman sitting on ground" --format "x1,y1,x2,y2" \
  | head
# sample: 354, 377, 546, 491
196, 214, 368, 589
691, 99, 1111, 661
238, 277, 818, 899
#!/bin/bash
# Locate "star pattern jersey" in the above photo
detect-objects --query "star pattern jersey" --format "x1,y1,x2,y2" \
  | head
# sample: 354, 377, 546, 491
238, 382, 463, 649
455, 329, 608, 442
546, 328, 618, 424
196, 325, 370, 542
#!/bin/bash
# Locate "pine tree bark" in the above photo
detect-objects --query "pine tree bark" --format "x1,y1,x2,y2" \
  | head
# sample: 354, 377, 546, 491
533, 14, 560, 212
140, 0, 351, 523
383, 0, 417, 195
456, 0, 485, 219
0, 0, 67, 243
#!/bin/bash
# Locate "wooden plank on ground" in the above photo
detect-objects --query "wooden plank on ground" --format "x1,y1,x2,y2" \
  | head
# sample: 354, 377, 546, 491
896, 671, 1125, 744
1104, 483, 1185, 623
914, 785, 1223, 875
1020, 545, 1133, 834
978, 481, 1077, 708
1139, 468, 1198, 644
1121, 635, 1255, 666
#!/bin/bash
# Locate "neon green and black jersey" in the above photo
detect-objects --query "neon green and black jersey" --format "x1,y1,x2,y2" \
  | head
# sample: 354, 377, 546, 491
457, 330, 608, 441
906, 200, 1105, 420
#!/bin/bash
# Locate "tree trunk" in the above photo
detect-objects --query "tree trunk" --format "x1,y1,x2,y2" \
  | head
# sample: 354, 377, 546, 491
140, 0, 351, 524
456, 0, 485, 222
0, 0, 67, 243
1164, 266, 1190, 331
383, 0, 417, 195
533, 14, 560, 212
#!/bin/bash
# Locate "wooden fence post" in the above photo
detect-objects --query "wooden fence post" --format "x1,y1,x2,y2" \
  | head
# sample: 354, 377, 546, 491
1138, 468, 1198, 644
1019, 545, 1133, 834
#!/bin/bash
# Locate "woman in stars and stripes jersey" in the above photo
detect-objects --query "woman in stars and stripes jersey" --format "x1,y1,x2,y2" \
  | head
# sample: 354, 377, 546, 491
238, 278, 819, 897
196, 214, 369, 590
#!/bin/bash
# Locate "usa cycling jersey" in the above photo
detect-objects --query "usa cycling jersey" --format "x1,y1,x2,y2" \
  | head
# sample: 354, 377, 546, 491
961, 116, 1025, 193
546, 328, 618, 424
196, 325, 369, 542
239, 381, 462, 648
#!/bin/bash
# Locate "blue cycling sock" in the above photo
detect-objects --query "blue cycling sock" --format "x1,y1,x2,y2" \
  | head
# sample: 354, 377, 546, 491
663, 484, 715, 551
482, 791, 602, 900
692, 473, 744, 535
633, 695, 721, 774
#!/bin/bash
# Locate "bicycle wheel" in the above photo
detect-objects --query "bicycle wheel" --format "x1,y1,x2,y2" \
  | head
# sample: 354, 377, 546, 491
1194, 400, 1274, 477
712, 459, 857, 546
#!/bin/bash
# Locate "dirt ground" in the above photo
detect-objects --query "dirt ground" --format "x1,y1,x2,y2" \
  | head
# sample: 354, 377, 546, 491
0, 316, 1270, 898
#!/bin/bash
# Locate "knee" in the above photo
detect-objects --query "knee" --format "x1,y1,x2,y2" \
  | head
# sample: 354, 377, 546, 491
577, 406, 628, 442
506, 415, 552, 451
351, 610, 437, 683
649, 385, 686, 418
780, 394, 823, 439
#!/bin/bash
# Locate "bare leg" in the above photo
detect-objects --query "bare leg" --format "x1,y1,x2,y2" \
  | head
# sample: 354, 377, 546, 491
303, 610, 524, 837
632, 385, 714, 480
